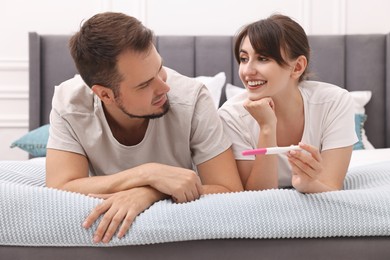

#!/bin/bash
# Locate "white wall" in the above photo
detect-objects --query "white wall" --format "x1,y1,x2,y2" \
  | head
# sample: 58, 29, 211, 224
1, 0, 389, 160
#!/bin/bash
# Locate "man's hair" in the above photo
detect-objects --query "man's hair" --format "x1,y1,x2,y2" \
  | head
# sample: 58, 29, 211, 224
69, 12, 154, 91
234, 14, 310, 82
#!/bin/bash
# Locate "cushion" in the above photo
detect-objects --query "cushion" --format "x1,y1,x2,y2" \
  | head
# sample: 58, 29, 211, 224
10, 124, 50, 157
225, 83, 245, 100
223, 84, 374, 149
195, 72, 226, 108
354, 114, 367, 150
349, 91, 374, 149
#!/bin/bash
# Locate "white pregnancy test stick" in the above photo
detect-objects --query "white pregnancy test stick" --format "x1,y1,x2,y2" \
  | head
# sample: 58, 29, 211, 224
242, 145, 301, 156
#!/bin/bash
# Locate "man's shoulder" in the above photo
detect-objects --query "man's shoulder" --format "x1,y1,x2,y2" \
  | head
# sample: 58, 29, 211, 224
165, 67, 201, 88
165, 67, 204, 106
52, 74, 95, 115
218, 91, 248, 118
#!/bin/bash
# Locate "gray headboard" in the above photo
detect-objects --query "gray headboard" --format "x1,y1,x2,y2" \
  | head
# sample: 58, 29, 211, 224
29, 32, 390, 148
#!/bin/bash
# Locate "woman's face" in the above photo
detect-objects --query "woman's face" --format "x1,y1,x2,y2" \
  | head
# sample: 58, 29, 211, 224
238, 36, 295, 101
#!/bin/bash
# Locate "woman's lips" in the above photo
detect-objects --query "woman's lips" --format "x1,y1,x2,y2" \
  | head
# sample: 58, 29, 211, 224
247, 80, 267, 90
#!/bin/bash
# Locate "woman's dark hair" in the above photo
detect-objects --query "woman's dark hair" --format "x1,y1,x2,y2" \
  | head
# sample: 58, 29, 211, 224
69, 12, 154, 92
234, 14, 310, 81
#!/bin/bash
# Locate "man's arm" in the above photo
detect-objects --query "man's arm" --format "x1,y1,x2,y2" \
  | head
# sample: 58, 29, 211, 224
46, 148, 203, 201
46, 148, 203, 243
196, 147, 244, 194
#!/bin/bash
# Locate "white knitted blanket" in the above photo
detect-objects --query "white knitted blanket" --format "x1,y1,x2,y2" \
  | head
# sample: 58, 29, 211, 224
1, 159, 390, 247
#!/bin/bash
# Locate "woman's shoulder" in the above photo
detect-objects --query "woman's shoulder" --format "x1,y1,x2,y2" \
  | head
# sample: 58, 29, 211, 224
300, 80, 349, 103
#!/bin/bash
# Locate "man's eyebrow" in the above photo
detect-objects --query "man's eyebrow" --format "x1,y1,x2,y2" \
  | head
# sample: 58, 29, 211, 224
135, 59, 164, 87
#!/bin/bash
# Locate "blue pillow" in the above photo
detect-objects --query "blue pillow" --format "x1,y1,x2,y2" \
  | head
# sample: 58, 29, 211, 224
10, 124, 50, 157
353, 114, 367, 150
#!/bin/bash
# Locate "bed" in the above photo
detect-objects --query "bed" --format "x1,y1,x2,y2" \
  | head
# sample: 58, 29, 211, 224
1, 32, 390, 259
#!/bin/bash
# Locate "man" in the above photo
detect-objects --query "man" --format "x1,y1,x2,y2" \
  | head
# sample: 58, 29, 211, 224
45, 12, 243, 244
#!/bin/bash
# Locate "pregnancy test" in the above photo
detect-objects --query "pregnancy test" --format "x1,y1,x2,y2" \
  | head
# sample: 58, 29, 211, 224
242, 145, 301, 156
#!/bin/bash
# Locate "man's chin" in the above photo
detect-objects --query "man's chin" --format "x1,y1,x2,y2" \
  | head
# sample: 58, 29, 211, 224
120, 99, 170, 119
146, 101, 170, 119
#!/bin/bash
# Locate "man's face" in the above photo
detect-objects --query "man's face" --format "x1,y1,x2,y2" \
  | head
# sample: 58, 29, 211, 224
114, 45, 170, 119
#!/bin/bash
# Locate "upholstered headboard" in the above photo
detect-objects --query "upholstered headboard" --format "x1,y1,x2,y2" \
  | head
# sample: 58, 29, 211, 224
28, 32, 390, 148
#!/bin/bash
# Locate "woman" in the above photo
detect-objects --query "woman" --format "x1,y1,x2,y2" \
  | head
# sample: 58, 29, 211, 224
218, 14, 358, 193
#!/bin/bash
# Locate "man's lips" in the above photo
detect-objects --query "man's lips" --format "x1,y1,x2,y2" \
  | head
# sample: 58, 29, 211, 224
152, 94, 167, 106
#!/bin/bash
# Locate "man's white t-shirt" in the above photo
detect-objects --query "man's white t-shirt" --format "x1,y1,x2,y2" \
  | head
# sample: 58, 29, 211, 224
47, 68, 231, 176
218, 81, 358, 187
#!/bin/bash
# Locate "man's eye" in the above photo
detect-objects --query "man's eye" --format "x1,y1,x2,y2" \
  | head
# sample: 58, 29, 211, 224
139, 83, 150, 89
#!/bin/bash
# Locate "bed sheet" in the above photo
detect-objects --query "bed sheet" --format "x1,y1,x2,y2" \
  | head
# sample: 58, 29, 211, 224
349, 148, 390, 168
0, 149, 389, 247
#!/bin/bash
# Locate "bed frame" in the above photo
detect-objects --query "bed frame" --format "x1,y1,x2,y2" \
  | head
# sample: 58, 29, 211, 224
29, 32, 390, 148
4, 32, 388, 259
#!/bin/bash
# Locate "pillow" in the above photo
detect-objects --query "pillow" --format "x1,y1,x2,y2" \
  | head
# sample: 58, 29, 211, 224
224, 84, 374, 149
353, 114, 367, 150
349, 91, 374, 149
10, 124, 50, 157
225, 83, 245, 100
195, 72, 226, 108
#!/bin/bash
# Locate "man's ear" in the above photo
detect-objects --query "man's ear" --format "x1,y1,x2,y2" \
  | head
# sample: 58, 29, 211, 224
91, 85, 115, 104
291, 55, 307, 80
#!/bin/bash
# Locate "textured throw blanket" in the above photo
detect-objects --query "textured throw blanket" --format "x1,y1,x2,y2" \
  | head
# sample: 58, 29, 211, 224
1, 160, 390, 247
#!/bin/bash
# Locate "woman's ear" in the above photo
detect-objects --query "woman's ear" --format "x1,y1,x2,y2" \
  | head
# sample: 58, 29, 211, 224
291, 55, 307, 80
91, 85, 115, 104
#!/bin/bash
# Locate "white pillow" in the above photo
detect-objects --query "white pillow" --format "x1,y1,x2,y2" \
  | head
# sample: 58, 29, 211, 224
349, 91, 372, 114
225, 83, 245, 100
195, 72, 226, 108
224, 84, 375, 149
349, 91, 374, 149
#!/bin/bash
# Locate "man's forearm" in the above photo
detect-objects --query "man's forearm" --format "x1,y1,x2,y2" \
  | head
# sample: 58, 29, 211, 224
202, 184, 236, 195
57, 165, 149, 195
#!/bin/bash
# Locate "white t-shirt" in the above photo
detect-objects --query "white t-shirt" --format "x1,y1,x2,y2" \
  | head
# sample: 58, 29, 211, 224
47, 68, 231, 176
218, 81, 358, 187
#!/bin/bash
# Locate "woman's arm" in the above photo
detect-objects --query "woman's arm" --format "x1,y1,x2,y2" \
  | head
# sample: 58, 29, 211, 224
239, 97, 279, 190
287, 142, 353, 193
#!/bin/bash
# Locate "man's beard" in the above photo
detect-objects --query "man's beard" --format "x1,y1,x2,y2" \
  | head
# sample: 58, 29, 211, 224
116, 96, 170, 119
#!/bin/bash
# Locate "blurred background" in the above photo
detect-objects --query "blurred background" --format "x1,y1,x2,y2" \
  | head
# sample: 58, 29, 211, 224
1, 0, 389, 160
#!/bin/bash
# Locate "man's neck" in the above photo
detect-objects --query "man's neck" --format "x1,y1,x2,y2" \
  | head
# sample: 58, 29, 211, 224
103, 103, 149, 146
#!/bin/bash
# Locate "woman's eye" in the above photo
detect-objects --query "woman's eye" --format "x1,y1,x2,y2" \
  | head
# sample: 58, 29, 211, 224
258, 56, 268, 62
239, 57, 248, 63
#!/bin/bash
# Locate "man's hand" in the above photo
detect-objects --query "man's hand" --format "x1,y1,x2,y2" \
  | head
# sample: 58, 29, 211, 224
145, 163, 204, 203
82, 186, 164, 243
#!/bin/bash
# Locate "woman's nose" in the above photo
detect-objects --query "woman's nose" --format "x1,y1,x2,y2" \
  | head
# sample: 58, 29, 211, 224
242, 63, 257, 75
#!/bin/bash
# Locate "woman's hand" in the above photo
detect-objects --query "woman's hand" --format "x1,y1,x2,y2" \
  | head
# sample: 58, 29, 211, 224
287, 142, 324, 192
288, 142, 352, 193
243, 97, 277, 127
